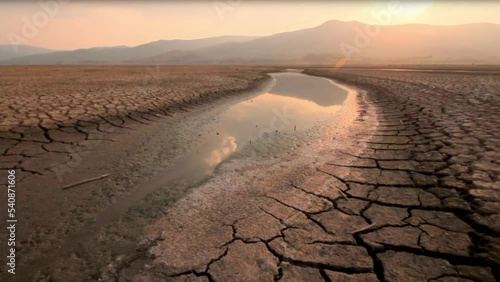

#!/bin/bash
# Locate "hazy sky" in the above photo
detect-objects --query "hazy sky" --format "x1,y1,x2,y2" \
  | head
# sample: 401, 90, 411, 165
2, 1, 499, 50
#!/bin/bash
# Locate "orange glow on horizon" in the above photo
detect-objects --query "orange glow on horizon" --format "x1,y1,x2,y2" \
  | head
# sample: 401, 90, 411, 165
1, 1, 499, 50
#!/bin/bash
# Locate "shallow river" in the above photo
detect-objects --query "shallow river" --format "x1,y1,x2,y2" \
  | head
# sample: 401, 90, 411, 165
25, 71, 354, 280
50, 71, 353, 235
94, 71, 350, 226
165, 72, 349, 186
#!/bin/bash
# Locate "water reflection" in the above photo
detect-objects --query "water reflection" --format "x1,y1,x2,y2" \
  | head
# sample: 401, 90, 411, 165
204, 135, 238, 168
167, 72, 349, 186
92, 72, 352, 227
270, 72, 347, 106
219, 93, 340, 139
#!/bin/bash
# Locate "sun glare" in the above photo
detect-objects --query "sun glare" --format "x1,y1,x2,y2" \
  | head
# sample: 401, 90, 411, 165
397, 2, 432, 21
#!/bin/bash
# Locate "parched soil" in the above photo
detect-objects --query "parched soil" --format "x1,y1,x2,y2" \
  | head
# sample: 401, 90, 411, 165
0, 66, 277, 281
0, 65, 274, 176
99, 69, 499, 282
303, 69, 500, 281
0, 66, 499, 282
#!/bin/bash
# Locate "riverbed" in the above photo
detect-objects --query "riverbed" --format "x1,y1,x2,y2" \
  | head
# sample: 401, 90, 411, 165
19, 70, 360, 281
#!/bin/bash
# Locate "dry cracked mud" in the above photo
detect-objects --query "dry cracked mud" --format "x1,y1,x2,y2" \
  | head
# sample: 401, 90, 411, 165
1, 66, 499, 282
0, 66, 274, 178
100, 68, 499, 282
0, 66, 277, 281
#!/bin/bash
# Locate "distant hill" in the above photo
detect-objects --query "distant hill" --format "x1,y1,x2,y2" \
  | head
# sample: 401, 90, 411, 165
135, 21, 500, 65
0, 45, 55, 61
0, 36, 258, 65
2, 21, 499, 65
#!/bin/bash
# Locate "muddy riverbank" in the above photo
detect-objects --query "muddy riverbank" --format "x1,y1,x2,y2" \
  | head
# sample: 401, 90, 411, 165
1, 68, 357, 281
102, 69, 499, 282
0, 66, 277, 280
3, 67, 497, 282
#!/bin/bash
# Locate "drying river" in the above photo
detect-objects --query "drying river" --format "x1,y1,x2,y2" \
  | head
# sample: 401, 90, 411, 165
95, 72, 351, 227
24, 71, 357, 281
163, 72, 349, 184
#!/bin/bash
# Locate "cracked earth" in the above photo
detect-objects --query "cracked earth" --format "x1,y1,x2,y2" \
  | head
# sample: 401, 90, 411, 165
1, 67, 499, 282
99, 69, 499, 282
0, 66, 271, 179
0, 66, 276, 281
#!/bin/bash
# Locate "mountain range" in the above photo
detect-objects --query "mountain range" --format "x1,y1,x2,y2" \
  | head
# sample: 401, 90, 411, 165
0, 45, 55, 61
1, 20, 499, 65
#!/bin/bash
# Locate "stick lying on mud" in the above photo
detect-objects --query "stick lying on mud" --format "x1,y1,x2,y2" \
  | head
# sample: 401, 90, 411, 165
330, 184, 348, 200
62, 173, 112, 190
351, 223, 377, 234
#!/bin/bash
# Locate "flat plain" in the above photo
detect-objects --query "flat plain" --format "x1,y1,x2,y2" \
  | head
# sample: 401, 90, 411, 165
0, 65, 275, 280
0, 66, 499, 281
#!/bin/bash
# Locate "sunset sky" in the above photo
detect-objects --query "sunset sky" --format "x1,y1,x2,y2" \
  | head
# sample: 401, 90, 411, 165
1, 1, 499, 50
